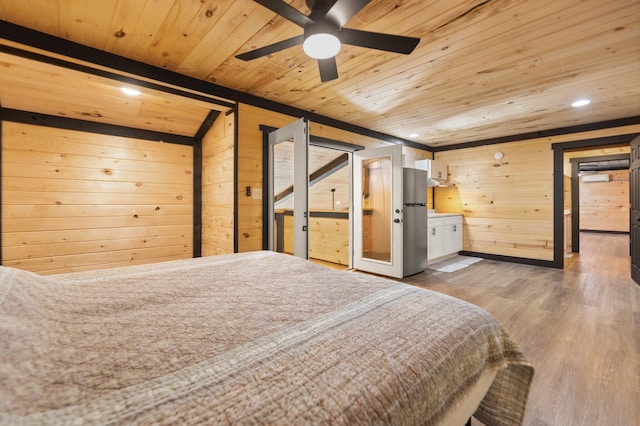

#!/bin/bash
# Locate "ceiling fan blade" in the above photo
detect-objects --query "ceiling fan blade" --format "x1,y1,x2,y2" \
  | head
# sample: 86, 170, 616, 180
325, 0, 371, 28
236, 35, 304, 61
318, 57, 339, 82
254, 0, 313, 28
340, 28, 420, 54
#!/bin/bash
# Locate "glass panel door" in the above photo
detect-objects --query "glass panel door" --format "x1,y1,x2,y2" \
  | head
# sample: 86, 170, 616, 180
272, 139, 294, 254
268, 118, 309, 259
361, 156, 392, 262
353, 145, 403, 278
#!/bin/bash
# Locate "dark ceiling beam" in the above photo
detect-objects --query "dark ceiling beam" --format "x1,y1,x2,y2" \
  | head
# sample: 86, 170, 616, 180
3, 108, 194, 146
194, 110, 222, 140
0, 20, 426, 151
434, 116, 640, 152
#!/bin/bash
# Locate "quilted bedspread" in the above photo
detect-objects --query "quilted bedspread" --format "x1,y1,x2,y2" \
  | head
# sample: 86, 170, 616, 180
0, 251, 533, 425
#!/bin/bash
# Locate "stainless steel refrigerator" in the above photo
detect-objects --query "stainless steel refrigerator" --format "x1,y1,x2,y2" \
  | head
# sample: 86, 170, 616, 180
403, 168, 428, 276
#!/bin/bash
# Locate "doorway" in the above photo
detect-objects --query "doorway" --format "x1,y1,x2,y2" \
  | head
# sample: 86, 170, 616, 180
262, 124, 409, 278
272, 143, 352, 266
568, 153, 630, 253
262, 122, 363, 268
553, 134, 637, 283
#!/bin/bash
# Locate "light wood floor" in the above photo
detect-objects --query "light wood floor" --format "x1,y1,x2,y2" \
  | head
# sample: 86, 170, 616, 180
402, 232, 640, 426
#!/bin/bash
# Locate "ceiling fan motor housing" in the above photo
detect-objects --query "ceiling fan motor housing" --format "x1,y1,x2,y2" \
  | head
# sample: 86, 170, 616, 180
306, 0, 338, 19
304, 20, 340, 40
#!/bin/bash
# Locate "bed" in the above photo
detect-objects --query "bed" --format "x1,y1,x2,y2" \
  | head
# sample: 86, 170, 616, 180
0, 251, 533, 425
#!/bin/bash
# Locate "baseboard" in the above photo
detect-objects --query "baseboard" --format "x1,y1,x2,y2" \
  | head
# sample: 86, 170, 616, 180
458, 251, 557, 268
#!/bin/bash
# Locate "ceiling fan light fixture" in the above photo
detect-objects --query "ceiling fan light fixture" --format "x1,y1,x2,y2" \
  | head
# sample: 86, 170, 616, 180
303, 32, 341, 59
303, 22, 341, 59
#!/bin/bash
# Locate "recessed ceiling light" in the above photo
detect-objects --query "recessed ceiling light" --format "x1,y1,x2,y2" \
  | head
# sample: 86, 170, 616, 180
409, 133, 419, 138
571, 99, 591, 107
121, 87, 141, 97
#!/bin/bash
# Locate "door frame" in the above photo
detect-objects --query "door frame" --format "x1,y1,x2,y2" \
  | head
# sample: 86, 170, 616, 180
552, 134, 638, 268
569, 153, 630, 253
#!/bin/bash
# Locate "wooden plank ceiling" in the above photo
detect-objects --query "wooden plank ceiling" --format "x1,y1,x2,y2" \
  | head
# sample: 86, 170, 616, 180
0, 0, 638, 147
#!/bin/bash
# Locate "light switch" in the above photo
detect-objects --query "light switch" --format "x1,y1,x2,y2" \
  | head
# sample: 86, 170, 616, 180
252, 188, 262, 200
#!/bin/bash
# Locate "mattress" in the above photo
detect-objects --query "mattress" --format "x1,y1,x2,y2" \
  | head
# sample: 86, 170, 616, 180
0, 251, 533, 425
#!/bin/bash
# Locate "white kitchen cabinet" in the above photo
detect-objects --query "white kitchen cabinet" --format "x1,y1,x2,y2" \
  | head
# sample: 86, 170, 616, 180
427, 214, 463, 262
415, 159, 447, 181
427, 217, 444, 260
443, 216, 463, 255
429, 160, 447, 181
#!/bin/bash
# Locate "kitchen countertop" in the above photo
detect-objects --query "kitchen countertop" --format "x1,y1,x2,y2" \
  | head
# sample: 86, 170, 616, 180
427, 212, 463, 218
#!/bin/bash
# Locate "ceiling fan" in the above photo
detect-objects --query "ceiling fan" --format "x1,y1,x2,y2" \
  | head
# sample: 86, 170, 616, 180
236, 0, 421, 82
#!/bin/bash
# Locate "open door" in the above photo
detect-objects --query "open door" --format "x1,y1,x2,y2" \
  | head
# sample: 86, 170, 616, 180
353, 145, 404, 278
268, 118, 309, 259
631, 135, 640, 285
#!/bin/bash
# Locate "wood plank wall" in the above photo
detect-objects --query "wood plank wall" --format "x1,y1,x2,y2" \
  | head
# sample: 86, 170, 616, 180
579, 170, 629, 232
202, 111, 235, 256
1, 122, 193, 274
563, 145, 630, 247
236, 103, 430, 253
562, 145, 630, 210
280, 211, 371, 266
434, 124, 640, 262
435, 139, 555, 261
